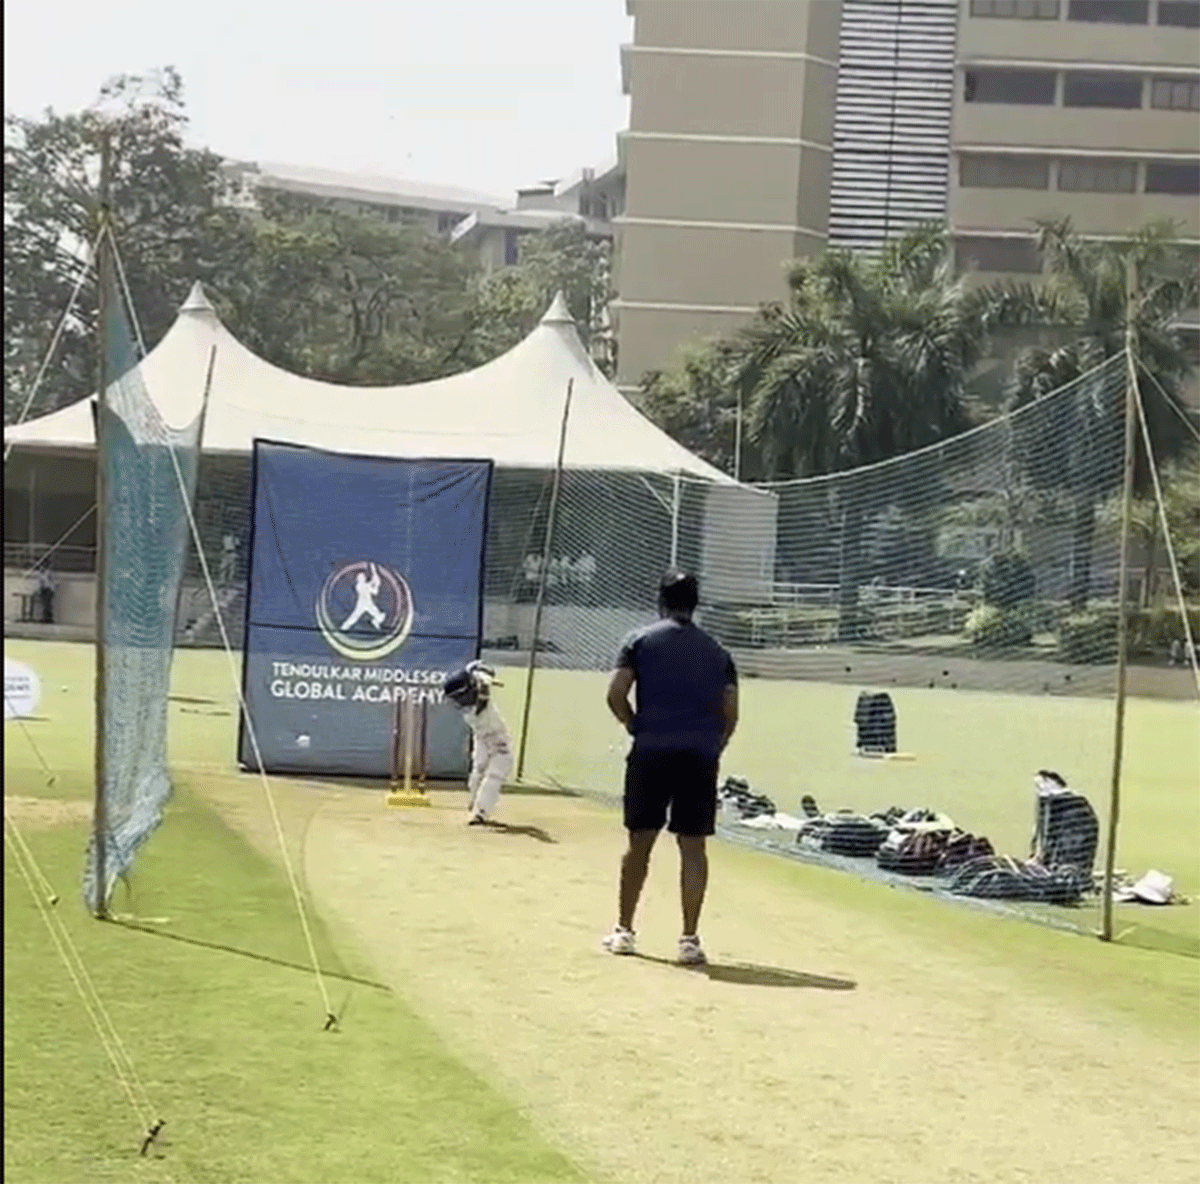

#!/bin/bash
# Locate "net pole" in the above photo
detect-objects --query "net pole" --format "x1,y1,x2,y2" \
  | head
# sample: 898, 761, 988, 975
90, 133, 112, 921
669, 471, 681, 568
1100, 256, 1140, 944
515, 378, 574, 784
733, 387, 744, 481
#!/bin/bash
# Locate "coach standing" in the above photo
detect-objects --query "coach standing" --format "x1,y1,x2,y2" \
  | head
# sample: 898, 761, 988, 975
602, 570, 739, 965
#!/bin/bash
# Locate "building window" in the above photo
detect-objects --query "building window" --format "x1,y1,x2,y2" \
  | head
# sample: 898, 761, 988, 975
959, 153, 1051, 189
969, 0, 1060, 15
954, 235, 1043, 274
964, 67, 1057, 104
1056, 158, 1138, 192
1144, 160, 1200, 194
504, 230, 521, 266
1150, 77, 1200, 111
1062, 71, 1143, 109
1158, 1, 1200, 27
1066, 0, 1148, 22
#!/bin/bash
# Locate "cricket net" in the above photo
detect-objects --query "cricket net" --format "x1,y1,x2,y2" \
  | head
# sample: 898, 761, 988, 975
81, 269, 205, 911
87, 344, 1196, 945
499, 353, 1198, 946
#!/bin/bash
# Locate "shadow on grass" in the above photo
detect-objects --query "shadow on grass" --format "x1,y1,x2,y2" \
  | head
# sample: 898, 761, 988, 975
262, 774, 577, 801
477, 821, 557, 844
632, 952, 856, 990
1114, 922, 1200, 960
110, 918, 392, 992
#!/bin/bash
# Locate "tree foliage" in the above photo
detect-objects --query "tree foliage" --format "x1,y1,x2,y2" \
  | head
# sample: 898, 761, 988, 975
4, 70, 613, 421
4, 68, 238, 419
638, 338, 762, 479
734, 224, 988, 480
983, 218, 1200, 610
217, 192, 485, 385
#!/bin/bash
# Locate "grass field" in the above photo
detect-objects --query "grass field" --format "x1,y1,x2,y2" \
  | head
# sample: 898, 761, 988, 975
5, 638, 1199, 1183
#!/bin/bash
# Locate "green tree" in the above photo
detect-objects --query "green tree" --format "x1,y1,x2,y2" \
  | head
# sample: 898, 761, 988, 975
735, 225, 987, 479
731, 225, 990, 636
465, 219, 614, 373
983, 218, 1199, 611
638, 338, 764, 479
1099, 452, 1200, 603
218, 192, 485, 385
4, 68, 240, 421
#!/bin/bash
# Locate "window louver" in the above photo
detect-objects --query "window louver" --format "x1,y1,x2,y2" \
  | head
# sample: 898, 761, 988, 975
828, 0, 960, 252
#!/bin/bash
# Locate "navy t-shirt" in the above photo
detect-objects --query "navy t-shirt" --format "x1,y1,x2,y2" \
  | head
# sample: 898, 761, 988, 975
616, 618, 737, 758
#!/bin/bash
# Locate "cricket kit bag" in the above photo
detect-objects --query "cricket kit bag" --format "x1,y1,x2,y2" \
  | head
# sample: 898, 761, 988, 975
875, 810, 957, 875
854, 691, 897, 754
1031, 771, 1099, 880
947, 855, 1088, 905
797, 812, 891, 857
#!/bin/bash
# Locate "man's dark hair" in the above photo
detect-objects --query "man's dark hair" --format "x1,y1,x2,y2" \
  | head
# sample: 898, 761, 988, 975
658, 569, 699, 616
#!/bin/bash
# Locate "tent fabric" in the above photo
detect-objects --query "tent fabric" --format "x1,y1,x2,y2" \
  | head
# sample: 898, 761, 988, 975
5, 285, 734, 483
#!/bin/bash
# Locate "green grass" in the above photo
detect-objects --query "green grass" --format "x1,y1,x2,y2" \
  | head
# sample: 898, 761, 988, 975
4, 643, 587, 1184
5, 638, 1198, 1182
499, 665, 1200, 954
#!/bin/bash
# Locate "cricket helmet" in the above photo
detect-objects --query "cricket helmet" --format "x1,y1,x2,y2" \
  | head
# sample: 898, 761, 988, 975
443, 668, 479, 709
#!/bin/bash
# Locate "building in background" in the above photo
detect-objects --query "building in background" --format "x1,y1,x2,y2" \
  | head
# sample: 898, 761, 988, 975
451, 161, 624, 272
219, 160, 509, 235
220, 158, 620, 274
615, 0, 1200, 392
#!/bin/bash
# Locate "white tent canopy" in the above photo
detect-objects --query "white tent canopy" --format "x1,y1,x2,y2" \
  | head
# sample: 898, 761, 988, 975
5, 285, 734, 483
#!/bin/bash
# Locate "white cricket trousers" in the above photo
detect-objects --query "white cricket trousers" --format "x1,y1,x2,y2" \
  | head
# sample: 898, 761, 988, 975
468, 737, 513, 818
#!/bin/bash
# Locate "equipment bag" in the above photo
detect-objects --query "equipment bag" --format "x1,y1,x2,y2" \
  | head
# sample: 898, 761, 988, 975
876, 826, 952, 875
854, 691, 897, 753
1031, 772, 1099, 877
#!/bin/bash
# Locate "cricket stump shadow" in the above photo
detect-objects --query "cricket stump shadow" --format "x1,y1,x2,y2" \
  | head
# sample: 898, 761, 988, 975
634, 953, 855, 990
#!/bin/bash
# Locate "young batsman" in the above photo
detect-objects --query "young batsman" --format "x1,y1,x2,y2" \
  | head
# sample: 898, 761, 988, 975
443, 659, 513, 826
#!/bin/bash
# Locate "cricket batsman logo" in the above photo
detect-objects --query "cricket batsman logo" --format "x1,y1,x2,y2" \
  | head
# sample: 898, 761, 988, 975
316, 560, 414, 661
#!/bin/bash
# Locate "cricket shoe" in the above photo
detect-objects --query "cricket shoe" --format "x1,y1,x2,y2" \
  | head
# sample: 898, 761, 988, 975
601, 926, 636, 955
676, 935, 707, 966
467, 813, 490, 827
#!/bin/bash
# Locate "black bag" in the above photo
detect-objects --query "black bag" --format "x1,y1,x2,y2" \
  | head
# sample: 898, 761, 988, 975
947, 854, 1088, 905
820, 814, 891, 857
1032, 773, 1099, 877
855, 692, 897, 753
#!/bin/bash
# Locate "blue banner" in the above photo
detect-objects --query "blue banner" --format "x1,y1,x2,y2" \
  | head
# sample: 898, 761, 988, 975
238, 440, 493, 778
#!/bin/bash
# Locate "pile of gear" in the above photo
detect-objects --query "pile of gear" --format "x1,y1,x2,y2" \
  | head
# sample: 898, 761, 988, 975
793, 800, 996, 876
943, 771, 1100, 904
717, 776, 777, 821
718, 768, 1104, 908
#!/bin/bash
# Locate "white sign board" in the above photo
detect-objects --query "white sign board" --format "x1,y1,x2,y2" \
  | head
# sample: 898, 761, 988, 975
4, 658, 42, 720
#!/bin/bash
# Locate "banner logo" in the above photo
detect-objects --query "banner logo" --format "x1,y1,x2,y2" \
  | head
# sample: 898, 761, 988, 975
316, 561, 414, 661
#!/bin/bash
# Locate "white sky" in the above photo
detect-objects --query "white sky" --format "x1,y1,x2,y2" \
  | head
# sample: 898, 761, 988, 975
3, 0, 633, 203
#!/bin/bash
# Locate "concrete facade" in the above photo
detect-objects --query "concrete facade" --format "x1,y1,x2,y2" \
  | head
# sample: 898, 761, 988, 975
615, 0, 1200, 390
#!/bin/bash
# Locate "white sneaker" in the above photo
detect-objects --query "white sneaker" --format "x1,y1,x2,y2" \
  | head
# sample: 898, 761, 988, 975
601, 926, 636, 955
677, 935, 706, 965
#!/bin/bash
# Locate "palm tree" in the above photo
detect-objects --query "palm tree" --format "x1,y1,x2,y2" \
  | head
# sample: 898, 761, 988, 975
982, 218, 1199, 612
732, 225, 991, 638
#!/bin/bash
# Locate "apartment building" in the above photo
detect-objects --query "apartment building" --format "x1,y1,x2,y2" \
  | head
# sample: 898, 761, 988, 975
615, 0, 1200, 391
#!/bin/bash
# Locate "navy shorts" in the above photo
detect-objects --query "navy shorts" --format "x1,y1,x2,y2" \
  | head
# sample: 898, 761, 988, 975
623, 746, 719, 837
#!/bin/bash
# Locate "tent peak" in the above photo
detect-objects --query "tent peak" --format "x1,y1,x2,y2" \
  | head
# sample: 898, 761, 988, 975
180, 281, 215, 315
539, 291, 574, 326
